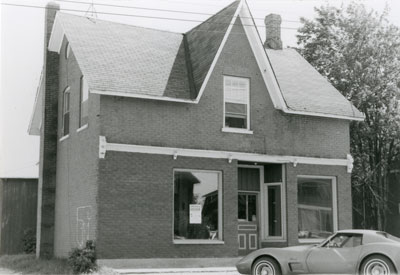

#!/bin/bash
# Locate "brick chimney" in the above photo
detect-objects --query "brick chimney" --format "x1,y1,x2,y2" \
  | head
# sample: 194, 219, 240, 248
264, 14, 282, 50
36, 1, 59, 259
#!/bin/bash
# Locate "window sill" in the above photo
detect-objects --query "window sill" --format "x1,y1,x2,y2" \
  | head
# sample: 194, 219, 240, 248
173, 240, 224, 245
77, 124, 88, 133
298, 238, 324, 244
59, 135, 69, 142
221, 127, 253, 135
262, 238, 287, 242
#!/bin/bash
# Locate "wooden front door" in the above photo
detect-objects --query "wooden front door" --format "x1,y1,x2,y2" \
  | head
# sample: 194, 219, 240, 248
238, 192, 259, 256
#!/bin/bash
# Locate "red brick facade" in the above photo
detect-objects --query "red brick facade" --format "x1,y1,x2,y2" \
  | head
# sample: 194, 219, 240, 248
39, 8, 354, 259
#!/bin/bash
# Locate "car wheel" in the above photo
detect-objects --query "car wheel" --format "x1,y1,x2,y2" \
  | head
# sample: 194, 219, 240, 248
252, 256, 281, 275
360, 255, 396, 275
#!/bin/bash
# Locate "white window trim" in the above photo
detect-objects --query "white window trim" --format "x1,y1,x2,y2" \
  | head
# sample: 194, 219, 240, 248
59, 134, 69, 142
297, 175, 338, 244
77, 124, 88, 133
172, 169, 223, 244
262, 165, 287, 242
62, 86, 70, 138
221, 127, 253, 135
223, 76, 251, 132
65, 42, 70, 59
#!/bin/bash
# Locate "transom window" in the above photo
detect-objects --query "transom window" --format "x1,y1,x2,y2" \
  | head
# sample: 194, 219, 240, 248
223, 76, 250, 130
62, 87, 70, 136
79, 76, 89, 127
173, 170, 222, 243
297, 176, 337, 242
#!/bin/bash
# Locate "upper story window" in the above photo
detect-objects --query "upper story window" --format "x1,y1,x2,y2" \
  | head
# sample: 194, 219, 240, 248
223, 76, 250, 131
65, 42, 71, 59
62, 87, 70, 137
79, 76, 89, 128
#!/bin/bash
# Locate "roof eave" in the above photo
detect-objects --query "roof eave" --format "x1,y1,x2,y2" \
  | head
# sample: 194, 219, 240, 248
282, 107, 365, 121
91, 89, 197, 104
28, 70, 44, 136
48, 14, 64, 53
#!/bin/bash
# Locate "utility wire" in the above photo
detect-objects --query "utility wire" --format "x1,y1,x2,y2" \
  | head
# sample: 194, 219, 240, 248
52, 0, 301, 23
2, 3, 300, 30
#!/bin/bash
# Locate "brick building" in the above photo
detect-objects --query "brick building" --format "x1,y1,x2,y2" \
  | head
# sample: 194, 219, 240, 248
29, 1, 364, 259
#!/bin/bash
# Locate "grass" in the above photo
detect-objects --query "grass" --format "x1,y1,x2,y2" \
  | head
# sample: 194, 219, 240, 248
0, 254, 118, 275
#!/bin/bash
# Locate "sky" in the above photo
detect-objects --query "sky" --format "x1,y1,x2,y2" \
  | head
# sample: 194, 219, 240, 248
1, 0, 400, 178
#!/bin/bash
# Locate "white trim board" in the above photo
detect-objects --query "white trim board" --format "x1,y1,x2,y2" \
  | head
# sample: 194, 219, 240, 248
98, 136, 354, 173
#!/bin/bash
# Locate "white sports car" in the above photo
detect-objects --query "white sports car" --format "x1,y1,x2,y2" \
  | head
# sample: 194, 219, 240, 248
236, 230, 400, 275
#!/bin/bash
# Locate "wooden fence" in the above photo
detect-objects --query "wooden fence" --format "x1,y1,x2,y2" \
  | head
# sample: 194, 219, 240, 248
0, 178, 38, 254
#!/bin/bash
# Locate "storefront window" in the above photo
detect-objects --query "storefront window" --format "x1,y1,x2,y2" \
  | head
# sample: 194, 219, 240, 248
174, 170, 222, 241
298, 177, 336, 240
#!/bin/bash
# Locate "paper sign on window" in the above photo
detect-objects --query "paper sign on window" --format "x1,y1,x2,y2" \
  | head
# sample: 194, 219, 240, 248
189, 204, 202, 224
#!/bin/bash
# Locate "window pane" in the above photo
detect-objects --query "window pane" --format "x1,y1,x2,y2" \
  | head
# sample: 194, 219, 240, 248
248, 195, 257, 222
225, 102, 246, 115
225, 116, 246, 129
268, 185, 282, 236
80, 77, 89, 127
63, 112, 69, 135
298, 178, 333, 239
238, 194, 246, 220
174, 171, 220, 240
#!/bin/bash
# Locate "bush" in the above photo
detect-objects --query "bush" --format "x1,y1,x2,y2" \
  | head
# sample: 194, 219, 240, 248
22, 228, 36, 254
68, 240, 97, 274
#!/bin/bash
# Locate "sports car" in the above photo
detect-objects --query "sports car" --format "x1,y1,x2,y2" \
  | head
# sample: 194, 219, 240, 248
236, 230, 400, 275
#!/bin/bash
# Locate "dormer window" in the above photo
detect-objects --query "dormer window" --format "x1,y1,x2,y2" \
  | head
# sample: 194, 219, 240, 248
223, 76, 250, 131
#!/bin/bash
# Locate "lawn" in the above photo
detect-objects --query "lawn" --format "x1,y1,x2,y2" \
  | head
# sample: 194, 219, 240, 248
0, 255, 118, 275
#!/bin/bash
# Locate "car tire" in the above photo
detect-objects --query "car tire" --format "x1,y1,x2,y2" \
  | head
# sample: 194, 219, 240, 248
360, 255, 396, 275
252, 256, 281, 275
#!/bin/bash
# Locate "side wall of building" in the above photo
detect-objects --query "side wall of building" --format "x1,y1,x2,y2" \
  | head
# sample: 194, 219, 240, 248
53, 37, 100, 257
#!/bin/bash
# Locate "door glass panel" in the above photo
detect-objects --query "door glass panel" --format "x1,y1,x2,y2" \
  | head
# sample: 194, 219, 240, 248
268, 185, 282, 236
238, 194, 247, 220
248, 195, 257, 222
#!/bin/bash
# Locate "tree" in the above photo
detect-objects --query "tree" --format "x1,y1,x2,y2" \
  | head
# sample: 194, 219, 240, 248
296, 2, 400, 231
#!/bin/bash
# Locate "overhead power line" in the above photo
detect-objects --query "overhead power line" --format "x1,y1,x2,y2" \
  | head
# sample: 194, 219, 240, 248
53, 0, 301, 23
2, 2, 300, 30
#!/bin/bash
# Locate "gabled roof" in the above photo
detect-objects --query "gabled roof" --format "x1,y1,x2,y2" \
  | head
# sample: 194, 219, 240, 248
36, 0, 363, 129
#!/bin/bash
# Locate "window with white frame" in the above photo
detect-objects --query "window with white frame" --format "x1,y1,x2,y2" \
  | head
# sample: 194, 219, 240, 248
223, 76, 250, 130
297, 176, 337, 242
173, 170, 222, 243
263, 164, 286, 241
79, 76, 89, 127
62, 87, 70, 137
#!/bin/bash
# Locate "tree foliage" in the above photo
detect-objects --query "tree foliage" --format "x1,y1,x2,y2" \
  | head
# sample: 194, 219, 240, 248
297, 2, 400, 230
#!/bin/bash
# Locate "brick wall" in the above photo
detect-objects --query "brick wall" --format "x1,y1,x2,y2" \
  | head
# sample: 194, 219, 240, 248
97, 153, 238, 259
286, 164, 352, 246
37, 2, 59, 258
53, 37, 100, 258
100, 18, 350, 160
